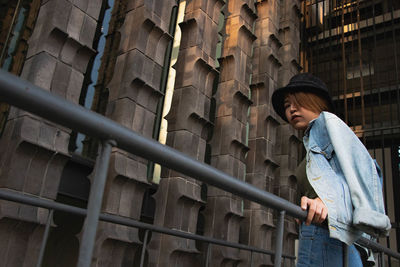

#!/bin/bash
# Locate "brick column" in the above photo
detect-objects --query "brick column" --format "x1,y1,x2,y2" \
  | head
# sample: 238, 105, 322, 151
203, 1, 256, 266
239, 0, 283, 265
147, 0, 224, 266
275, 0, 302, 262
91, 1, 176, 266
0, 0, 102, 266
274, 124, 302, 263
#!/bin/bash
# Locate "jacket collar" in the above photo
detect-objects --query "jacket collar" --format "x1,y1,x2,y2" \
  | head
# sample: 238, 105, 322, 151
304, 115, 320, 137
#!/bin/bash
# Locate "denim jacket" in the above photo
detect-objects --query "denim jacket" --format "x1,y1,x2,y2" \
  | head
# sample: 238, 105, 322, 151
303, 111, 391, 245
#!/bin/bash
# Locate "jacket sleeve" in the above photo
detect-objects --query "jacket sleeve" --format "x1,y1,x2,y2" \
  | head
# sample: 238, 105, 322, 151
322, 112, 391, 237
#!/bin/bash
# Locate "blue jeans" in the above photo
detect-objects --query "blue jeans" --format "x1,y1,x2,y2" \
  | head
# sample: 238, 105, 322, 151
297, 223, 363, 267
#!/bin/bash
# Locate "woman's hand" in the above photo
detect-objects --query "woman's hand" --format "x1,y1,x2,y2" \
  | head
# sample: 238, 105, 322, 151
301, 196, 328, 225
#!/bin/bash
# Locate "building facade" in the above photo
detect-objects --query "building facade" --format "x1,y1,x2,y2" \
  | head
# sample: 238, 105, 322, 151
0, 0, 398, 266
301, 1, 400, 265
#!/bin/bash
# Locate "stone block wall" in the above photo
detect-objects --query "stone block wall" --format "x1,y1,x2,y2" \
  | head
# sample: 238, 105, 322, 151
0, 0, 102, 266
0, 0, 304, 266
240, 0, 282, 265
92, 0, 176, 266
275, 0, 303, 262
203, 0, 256, 266
147, 1, 224, 266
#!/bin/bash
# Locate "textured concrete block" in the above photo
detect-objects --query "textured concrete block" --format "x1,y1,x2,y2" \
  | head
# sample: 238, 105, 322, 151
2, 141, 26, 189
0, 219, 44, 267
38, 122, 58, 151
41, 27, 67, 59
108, 77, 161, 113
50, 0, 72, 32
107, 98, 135, 129
201, 195, 243, 266
239, 214, 274, 266
174, 47, 218, 94
19, 116, 41, 145
118, 180, 144, 217
0, 200, 20, 219
51, 61, 72, 98
118, 8, 144, 53
26, 15, 45, 58
22, 52, 57, 90
67, 5, 85, 41
66, 68, 84, 103
166, 131, 203, 161
87, 0, 102, 19
210, 115, 248, 157
119, 7, 171, 64
73, 0, 88, 13
42, 153, 68, 199
92, 224, 141, 267
26, 0, 70, 58
72, 46, 95, 73
53, 128, 70, 154
79, 15, 97, 47
165, 86, 211, 134
114, 49, 162, 93
102, 152, 149, 217
210, 154, 247, 180
148, 176, 203, 265
60, 38, 80, 65
132, 105, 155, 137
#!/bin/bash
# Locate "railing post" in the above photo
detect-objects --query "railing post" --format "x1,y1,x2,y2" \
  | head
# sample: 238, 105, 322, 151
250, 250, 253, 267
77, 139, 115, 267
36, 209, 54, 267
274, 210, 285, 267
205, 243, 212, 267
139, 230, 150, 267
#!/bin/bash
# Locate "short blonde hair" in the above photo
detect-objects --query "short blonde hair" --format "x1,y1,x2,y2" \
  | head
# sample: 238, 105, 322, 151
285, 91, 331, 114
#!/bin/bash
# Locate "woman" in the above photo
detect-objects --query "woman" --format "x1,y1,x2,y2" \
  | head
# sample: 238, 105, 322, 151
271, 73, 391, 267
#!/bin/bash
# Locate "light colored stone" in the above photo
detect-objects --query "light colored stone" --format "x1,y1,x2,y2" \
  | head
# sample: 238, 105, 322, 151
23, 52, 57, 90
79, 15, 97, 47
67, 6, 85, 41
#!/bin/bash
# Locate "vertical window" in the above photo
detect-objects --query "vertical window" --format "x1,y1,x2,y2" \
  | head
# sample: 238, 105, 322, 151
306, 0, 328, 30
150, 1, 185, 184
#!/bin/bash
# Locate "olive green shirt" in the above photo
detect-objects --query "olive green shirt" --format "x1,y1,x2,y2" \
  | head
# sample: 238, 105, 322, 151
295, 158, 318, 202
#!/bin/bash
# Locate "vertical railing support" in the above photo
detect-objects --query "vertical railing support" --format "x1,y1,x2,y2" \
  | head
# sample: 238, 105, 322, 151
36, 209, 54, 267
250, 250, 253, 267
205, 243, 212, 267
274, 210, 285, 267
139, 230, 149, 267
77, 139, 115, 267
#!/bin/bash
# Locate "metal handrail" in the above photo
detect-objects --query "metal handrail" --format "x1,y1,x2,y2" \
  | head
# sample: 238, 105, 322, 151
0, 69, 399, 264
0, 189, 295, 259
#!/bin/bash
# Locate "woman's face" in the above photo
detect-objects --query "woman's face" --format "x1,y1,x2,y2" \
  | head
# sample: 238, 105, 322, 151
284, 95, 320, 130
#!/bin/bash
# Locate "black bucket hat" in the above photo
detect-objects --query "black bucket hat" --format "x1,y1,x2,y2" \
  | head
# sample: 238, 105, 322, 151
271, 73, 334, 122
